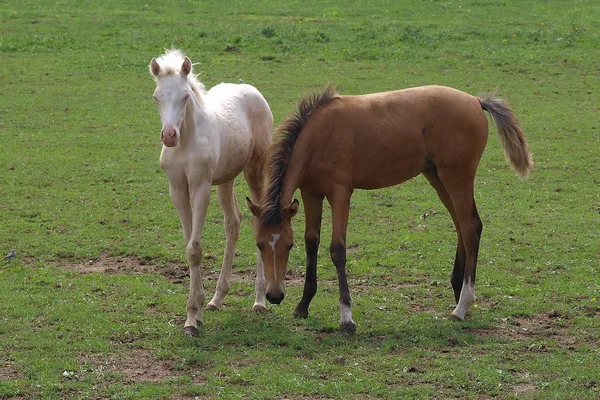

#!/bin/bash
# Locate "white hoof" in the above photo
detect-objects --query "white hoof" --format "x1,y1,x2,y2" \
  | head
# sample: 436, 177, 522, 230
450, 308, 466, 321
205, 301, 221, 311
252, 303, 267, 313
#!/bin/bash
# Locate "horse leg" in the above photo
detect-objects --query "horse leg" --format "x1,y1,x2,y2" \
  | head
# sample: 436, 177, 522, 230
471, 202, 483, 284
183, 181, 212, 336
293, 191, 324, 318
451, 197, 483, 320
437, 170, 483, 320
243, 168, 267, 312
423, 168, 465, 303
250, 214, 267, 312
168, 182, 192, 249
206, 180, 241, 310
327, 189, 356, 334
167, 182, 197, 335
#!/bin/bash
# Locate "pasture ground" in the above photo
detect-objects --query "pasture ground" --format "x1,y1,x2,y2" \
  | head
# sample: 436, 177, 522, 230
1, 0, 599, 399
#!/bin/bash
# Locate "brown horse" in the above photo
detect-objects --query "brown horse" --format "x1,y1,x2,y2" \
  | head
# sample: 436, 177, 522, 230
247, 85, 532, 333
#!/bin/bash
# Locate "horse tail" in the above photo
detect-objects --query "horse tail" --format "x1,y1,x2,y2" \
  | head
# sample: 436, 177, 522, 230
479, 94, 533, 177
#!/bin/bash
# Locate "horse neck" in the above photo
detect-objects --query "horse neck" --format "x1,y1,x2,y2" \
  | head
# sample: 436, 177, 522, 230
279, 137, 310, 206
179, 95, 210, 146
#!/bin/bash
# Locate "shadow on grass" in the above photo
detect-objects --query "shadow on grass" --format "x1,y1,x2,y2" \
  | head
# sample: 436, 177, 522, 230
163, 303, 494, 370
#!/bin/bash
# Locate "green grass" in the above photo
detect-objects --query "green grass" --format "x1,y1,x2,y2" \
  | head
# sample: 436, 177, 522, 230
1, 0, 599, 399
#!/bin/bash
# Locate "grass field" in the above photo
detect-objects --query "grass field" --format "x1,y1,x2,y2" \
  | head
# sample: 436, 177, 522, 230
1, 0, 599, 399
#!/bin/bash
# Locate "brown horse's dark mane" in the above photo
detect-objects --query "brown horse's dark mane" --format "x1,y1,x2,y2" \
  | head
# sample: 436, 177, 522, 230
261, 84, 338, 226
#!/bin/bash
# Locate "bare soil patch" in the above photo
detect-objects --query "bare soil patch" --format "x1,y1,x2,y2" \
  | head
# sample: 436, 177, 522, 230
58, 254, 260, 285
59, 254, 187, 283
467, 311, 581, 349
0, 362, 23, 380
284, 268, 309, 285
79, 349, 204, 384
512, 382, 537, 396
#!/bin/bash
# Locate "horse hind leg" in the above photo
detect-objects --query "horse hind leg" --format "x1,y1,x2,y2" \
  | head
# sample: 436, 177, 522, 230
206, 180, 241, 310
423, 168, 465, 303
435, 168, 483, 320
450, 198, 483, 320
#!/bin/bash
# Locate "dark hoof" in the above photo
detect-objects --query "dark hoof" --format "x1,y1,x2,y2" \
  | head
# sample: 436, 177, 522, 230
183, 326, 198, 337
293, 307, 309, 319
340, 321, 357, 334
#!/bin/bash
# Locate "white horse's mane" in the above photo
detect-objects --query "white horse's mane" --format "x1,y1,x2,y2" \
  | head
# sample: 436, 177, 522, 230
154, 49, 206, 98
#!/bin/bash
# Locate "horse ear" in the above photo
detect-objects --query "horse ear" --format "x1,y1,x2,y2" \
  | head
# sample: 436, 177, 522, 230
150, 58, 161, 77
181, 56, 192, 76
246, 196, 262, 217
287, 199, 300, 218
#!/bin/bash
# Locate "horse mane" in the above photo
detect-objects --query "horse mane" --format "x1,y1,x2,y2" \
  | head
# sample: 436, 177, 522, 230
261, 84, 338, 226
153, 49, 206, 100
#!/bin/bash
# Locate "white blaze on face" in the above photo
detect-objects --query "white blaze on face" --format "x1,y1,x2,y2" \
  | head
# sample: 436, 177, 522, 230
268, 233, 281, 281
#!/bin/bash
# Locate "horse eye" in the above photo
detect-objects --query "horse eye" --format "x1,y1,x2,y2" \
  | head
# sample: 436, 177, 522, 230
183, 93, 190, 101
256, 243, 264, 251
152, 95, 159, 103
287, 243, 294, 251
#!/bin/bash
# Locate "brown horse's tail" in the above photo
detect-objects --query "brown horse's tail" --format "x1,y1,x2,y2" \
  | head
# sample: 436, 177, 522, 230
479, 94, 533, 177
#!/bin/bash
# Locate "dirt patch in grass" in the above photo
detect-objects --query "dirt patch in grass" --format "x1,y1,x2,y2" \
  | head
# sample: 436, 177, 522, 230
59, 254, 188, 283
467, 311, 582, 349
346, 243, 360, 254
58, 254, 261, 285
284, 268, 308, 286
512, 382, 537, 396
0, 362, 23, 380
79, 349, 205, 384
404, 301, 441, 315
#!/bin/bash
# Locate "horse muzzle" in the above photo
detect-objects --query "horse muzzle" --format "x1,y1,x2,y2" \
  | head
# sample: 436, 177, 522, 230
161, 127, 179, 147
266, 291, 285, 305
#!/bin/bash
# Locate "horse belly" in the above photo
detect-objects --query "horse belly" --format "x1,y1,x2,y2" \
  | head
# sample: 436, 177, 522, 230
207, 84, 271, 185
353, 146, 425, 189
211, 134, 252, 185
351, 122, 427, 189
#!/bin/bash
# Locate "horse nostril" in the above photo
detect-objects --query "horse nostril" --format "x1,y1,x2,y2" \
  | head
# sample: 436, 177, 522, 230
266, 292, 284, 305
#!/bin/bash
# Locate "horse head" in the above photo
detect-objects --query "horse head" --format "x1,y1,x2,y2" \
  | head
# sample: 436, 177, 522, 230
246, 197, 299, 304
149, 51, 193, 147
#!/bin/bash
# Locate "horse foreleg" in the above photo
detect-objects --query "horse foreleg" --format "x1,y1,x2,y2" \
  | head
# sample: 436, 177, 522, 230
248, 210, 267, 312
293, 191, 324, 319
169, 182, 192, 245
183, 182, 212, 336
244, 169, 267, 312
252, 240, 267, 312
328, 190, 356, 334
206, 180, 241, 310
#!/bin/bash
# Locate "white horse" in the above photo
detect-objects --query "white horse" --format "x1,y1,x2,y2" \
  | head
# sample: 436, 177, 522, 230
149, 49, 273, 336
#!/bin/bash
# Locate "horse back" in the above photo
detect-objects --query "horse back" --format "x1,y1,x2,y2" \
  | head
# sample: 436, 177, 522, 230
205, 83, 273, 184
301, 85, 489, 190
